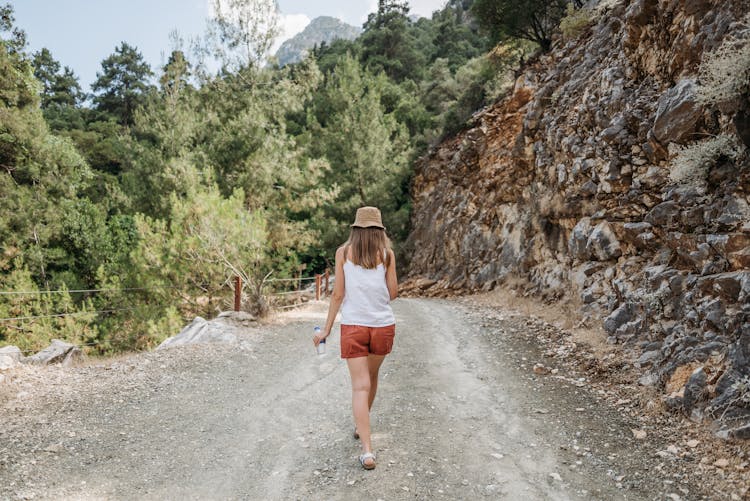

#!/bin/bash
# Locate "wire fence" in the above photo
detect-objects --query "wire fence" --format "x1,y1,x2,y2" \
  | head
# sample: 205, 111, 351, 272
265, 276, 317, 283
0, 307, 141, 323
0, 271, 332, 324
0, 286, 178, 296
0, 271, 332, 356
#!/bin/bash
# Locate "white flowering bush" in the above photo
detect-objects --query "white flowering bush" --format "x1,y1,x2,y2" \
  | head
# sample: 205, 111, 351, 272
696, 14, 750, 106
733, 376, 750, 406
669, 134, 746, 188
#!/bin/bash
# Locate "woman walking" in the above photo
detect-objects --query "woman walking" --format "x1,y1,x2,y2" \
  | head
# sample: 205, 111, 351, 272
313, 206, 398, 470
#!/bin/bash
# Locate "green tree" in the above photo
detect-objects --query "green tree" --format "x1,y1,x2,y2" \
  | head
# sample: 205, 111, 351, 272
91, 42, 154, 125
133, 185, 269, 317
203, 0, 280, 72
32, 48, 83, 108
431, 4, 488, 70
0, 4, 109, 353
64, 119, 128, 176
312, 38, 361, 75
359, 0, 425, 82
124, 54, 333, 276
0, 3, 26, 55
308, 54, 411, 250
0, 264, 96, 352
472, 0, 569, 50
160, 49, 191, 96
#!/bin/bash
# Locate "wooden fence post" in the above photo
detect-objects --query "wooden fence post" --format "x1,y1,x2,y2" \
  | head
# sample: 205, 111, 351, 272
234, 276, 242, 312
324, 268, 330, 297
315, 274, 321, 301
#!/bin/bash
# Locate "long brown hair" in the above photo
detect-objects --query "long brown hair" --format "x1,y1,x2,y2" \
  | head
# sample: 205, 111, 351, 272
345, 227, 392, 269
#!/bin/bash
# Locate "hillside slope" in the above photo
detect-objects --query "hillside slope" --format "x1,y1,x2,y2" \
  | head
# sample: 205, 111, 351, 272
407, 0, 750, 438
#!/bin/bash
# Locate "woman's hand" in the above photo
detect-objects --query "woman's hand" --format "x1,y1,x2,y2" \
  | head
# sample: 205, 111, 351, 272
313, 331, 328, 347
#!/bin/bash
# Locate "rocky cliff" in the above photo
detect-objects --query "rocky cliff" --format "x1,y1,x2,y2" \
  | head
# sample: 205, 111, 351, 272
407, 0, 750, 438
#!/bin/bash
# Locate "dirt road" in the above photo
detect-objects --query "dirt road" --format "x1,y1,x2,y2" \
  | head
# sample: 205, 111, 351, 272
1, 298, 707, 500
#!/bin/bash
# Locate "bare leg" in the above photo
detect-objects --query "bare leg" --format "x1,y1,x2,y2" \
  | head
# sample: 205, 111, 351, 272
346, 357, 374, 466
367, 354, 386, 410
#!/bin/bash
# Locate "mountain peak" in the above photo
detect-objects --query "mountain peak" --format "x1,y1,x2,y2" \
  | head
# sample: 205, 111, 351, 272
275, 16, 361, 66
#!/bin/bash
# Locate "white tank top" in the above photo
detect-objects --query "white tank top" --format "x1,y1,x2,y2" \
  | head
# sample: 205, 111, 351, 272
340, 254, 395, 327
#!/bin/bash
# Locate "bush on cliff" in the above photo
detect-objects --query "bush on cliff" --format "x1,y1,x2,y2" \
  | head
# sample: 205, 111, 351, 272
696, 13, 750, 107
472, 0, 581, 50
669, 134, 746, 190
559, 3, 593, 41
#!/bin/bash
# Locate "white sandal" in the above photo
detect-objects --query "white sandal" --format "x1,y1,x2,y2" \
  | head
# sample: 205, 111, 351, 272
359, 452, 376, 470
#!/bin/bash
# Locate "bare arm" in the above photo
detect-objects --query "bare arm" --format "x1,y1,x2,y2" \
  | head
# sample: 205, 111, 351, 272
386, 249, 398, 301
315, 246, 346, 346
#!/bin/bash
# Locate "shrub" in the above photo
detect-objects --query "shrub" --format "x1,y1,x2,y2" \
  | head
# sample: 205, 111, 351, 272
472, 0, 569, 51
669, 133, 746, 189
559, 3, 592, 41
696, 14, 750, 106
733, 376, 750, 406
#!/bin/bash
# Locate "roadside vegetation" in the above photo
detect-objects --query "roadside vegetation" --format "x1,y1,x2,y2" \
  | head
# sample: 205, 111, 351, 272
0, 0, 591, 352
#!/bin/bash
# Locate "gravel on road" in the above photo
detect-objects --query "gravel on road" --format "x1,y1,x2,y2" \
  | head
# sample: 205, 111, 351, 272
0, 298, 726, 500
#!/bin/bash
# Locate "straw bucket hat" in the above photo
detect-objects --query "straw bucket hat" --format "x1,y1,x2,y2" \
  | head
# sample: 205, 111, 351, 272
351, 206, 385, 230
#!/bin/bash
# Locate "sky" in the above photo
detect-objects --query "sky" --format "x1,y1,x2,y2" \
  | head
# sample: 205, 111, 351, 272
11, 0, 448, 90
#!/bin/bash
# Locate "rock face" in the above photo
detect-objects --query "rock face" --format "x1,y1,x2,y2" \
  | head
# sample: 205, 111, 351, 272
407, 0, 750, 435
157, 315, 244, 350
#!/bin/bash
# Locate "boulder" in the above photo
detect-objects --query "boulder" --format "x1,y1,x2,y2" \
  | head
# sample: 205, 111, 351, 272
638, 372, 659, 386
651, 79, 701, 144
637, 166, 669, 189
622, 222, 653, 239
716, 197, 750, 227
0, 345, 23, 371
636, 349, 661, 367
158, 316, 238, 350
568, 218, 593, 261
581, 180, 599, 196
683, 366, 708, 414
720, 422, 750, 440
697, 271, 750, 302
700, 298, 726, 329
614, 318, 644, 341
25, 340, 84, 367
586, 221, 622, 261
645, 201, 680, 228
729, 328, 750, 375
624, 0, 657, 50
216, 311, 257, 327
604, 303, 633, 334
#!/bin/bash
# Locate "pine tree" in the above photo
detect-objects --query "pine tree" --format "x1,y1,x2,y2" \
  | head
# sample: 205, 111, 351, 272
160, 50, 191, 96
309, 55, 412, 248
359, 0, 425, 82
32, 48, 84, 108
91, 42, 154, 125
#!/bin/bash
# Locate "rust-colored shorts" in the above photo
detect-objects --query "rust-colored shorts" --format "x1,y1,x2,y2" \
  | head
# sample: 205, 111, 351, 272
340, 324, 396, 359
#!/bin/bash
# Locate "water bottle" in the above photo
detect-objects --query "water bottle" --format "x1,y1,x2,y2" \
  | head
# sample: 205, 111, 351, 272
314, 326, 326, 355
